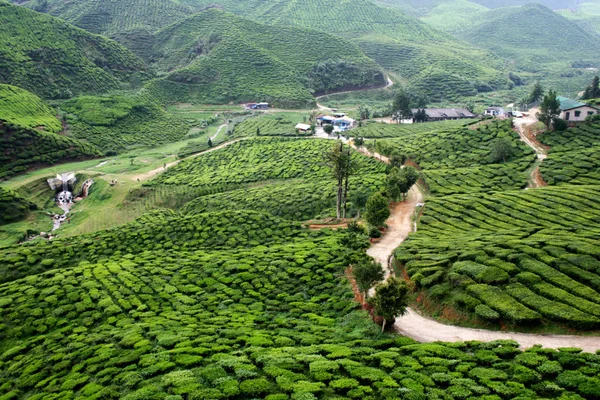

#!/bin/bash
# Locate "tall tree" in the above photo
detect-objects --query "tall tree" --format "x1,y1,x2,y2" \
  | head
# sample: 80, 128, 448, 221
324, 124, 334, 135
358, 105, 371, 120
325, 143, 354, 219
529, 82, 544, 104
537, 89, 561, 130
353, 260, 385, 300
370, 277, 409, 332
582, 76, 600, 100
365, 192, 390, 228
392, 89, 414, 123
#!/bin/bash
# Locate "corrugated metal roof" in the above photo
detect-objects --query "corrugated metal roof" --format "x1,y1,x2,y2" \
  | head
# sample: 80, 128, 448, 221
411, 108, 475, 119
558, 96, 586, 111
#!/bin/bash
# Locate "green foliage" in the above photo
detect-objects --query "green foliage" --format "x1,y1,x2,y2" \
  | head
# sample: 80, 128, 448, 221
146, 8, 384, 107
489, 138, 516, 163
538, 122, 600, 185
0, 187, 36, 224
367, 120, 534, 170
61, 93, 194, 152
0, 124, 101, 180
396, 184, 600, 328
0, 2, 146, 99
353, 260, 385, 296
370, 277, 410, 327
365, 192, 390, 228
537, 89, 562, 130
0, 84, 61, 132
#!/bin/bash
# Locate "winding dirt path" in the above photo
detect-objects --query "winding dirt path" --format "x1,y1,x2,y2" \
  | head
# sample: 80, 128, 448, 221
316, 76, 394, 111
358, 149, 600, 352
514, 113, 549, 189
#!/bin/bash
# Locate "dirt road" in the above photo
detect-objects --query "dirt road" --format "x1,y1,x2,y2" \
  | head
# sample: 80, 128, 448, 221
316, 76, 394, 111
358, 161, 600, 352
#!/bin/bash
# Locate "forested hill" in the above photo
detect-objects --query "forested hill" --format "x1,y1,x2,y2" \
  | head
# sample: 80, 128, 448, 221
0, 1, 147, 99
145, 9, 386, 107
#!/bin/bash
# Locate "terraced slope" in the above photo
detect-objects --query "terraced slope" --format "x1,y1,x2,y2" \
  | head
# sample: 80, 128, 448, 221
0, 124, 101, 180
0, 84, 101, 179
146, 9, 385, 106
147, 137, 387, 220
539, 122, 600, 185
0, 84, 61, 133
0, 1, 147, 99
420, 0, 490, 32
60, 93, 194, 153
0, 186, 35, 224
1, 208, 600, 399
456, 3, 600, 70
396, 185, 600, 329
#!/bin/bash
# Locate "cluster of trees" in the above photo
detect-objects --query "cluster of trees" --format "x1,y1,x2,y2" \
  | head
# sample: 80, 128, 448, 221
582, 76, 600, 100
391, 88, 427, 123
537, 89, 567, 131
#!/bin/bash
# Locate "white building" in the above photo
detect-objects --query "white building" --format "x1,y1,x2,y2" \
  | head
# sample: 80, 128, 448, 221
558, 97, 599, 123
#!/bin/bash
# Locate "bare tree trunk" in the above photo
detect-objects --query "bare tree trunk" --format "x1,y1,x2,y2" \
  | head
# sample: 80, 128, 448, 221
342, 174, 349, 219
336, 178, 343, 219
381, 318, 386, 333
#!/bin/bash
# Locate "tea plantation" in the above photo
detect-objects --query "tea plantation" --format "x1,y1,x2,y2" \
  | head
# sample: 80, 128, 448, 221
0, 124, 102, 180
151, 138, 386, 190
364, 120, 534, 170
61, 94, 195, 153
0, 2, 147, 99
0, 186, 36, 224
396, 184, 600, 329
539, 123, 600, 185
0, 84, 62, 133
2, 207, 600, 399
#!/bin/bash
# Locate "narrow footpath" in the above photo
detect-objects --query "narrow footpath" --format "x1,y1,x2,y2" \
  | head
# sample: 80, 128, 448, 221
514, 112, 548, 188
356, 144, 600, 353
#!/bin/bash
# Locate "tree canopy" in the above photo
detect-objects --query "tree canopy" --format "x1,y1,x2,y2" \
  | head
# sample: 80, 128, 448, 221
370, 277, 409, 332
537, 89, 562, 130
365, 191, 390, 228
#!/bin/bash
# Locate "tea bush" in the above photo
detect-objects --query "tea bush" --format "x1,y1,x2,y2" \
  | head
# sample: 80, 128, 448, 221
350, 119, 477, 139
0, 84, 61, 133
396, 184, 600, 329
0, 186, 36, 224
1, 208, 600, 399
0, 124, 102, 180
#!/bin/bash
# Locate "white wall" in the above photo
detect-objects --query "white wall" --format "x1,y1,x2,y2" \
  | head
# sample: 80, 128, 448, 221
561, 106, 599, 122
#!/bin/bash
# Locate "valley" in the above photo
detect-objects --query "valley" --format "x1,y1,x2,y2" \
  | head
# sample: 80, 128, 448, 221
1, 0, 600, 398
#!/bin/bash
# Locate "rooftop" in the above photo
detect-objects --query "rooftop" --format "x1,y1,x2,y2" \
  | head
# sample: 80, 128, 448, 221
558, 96, 586, 111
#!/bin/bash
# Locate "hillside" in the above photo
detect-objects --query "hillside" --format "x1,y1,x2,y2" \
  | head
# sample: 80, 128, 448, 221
420, 0, 491, 32
456, 3, 600, 70
61, 93, 194, 153
146, 9, 385, 106
558, 0, 600, 35
0, 124, 101, 180
0, 84, 62, 133
0, 186, 36, 224
0, 1, 147, 99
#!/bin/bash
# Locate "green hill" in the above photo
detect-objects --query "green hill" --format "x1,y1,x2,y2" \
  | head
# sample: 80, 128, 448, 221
0, 1, 147, 99
558, 0, 600, 35
60, 93, 194, 153
0, 186, 36, 224
146, 9, 385, 106
456, 3, 600, 71
420, 0, 490, 32
0, 84, 62, 133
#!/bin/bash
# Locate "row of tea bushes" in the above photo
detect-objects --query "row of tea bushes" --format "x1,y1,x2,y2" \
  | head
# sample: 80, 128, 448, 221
396, 185, 600, 329
0, 209, 343, 284
62, 94, 194, 153
151, 138, 385, 189
423, 157, 534, 195
1, 249, 599, 399
0, 124, 102, 180
367, 120, 533, 170
232, 115, 304, 138
540, 146, 600, 186
0, 187, 36, 224
349, 119, 477, 139
0, 84, 62, 133
183, 175, 385, 221
538, 121, 600, 153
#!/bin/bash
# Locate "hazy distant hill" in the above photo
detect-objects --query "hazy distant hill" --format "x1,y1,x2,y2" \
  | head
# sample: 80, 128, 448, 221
558, 0, 600, 35
456, 3, 600, 70
0, 1, 147, 99
146, 9, 385, 107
